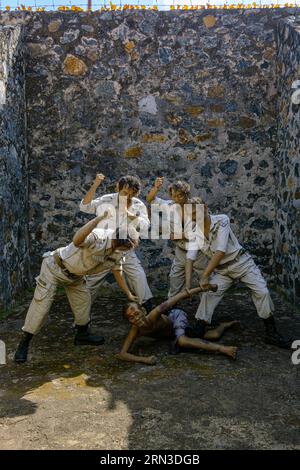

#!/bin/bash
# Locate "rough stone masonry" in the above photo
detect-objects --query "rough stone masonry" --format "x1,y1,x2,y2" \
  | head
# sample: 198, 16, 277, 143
0, 9, 299, 308
0, 24, 30, 309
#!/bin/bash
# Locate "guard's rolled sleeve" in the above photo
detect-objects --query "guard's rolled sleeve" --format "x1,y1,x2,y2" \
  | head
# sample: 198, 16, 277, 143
80, 230, 108, 252
79, 232, 96, 248
215, 216, 230, 253
79, 198, 99, 215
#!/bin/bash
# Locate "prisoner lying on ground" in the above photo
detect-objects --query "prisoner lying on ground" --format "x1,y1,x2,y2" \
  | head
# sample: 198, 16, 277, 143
118, 286, 238, 365
14, 212, 138, 364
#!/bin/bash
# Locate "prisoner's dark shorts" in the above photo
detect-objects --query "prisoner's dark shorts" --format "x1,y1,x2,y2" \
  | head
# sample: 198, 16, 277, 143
168, 308, 189, 341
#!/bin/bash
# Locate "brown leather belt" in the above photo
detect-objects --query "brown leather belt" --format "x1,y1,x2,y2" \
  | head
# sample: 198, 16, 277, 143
53, 253, 79, 279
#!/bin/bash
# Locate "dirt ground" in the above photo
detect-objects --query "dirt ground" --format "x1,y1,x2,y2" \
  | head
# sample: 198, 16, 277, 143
0, 287, 300, 450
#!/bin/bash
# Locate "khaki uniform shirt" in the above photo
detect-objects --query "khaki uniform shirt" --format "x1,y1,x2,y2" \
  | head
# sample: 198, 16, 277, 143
52, 229, 124, 276
187, 214, 243, 265
79, 193, 150, 236
152, 196, 187, 250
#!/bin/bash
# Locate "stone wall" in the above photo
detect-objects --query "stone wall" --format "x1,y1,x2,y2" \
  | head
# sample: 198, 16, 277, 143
0, 9, 299, 305
275, 17, 300, 306
0, 24, 30, 309
23, 9, 283, 288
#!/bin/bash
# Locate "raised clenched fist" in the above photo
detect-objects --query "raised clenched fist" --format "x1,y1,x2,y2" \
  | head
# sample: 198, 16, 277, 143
94, 173, 105, 186
154, 177, 164, 189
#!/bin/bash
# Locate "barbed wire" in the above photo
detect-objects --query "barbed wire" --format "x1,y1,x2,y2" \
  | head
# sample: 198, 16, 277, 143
1, 3, 299, 8
0, 0, 299, 10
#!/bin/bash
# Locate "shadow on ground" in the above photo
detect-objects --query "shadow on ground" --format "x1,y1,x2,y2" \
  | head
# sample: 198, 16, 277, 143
0, 287, 300, 450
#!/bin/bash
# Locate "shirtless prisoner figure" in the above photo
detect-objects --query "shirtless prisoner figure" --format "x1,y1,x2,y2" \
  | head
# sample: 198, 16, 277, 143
118, 286, 238, 365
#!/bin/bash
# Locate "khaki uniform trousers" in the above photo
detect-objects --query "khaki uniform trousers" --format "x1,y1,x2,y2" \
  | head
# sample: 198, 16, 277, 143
195, 252, 274, 323
168, 245, 207, 298
86, 249, 153, 305
23, 256, 91, 335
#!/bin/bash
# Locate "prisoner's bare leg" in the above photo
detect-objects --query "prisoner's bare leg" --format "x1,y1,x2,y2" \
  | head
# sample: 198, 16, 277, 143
177, 335, 238, 360
203, 320, 240, 341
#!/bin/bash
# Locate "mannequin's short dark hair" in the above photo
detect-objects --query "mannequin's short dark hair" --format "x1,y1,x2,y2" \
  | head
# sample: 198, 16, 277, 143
118, 175, 141, 194
168, 180, 190, 198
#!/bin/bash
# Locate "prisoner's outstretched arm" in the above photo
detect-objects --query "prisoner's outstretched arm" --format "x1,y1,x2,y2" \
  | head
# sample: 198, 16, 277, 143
148, 286, 205, 323
117, 327, 156, 365
117, 351, 156, 365
82, 173, 105, 205
73, 213, 107, 247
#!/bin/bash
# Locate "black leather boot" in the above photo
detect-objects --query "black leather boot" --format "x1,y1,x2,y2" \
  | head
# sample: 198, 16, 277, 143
264, 316, 292, 349
74, 323, 105, 346
185, 319, 206, 338
14, 332, 33, 363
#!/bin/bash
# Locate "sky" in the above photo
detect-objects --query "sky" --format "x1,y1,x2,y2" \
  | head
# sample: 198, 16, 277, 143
1, 0, 296, 11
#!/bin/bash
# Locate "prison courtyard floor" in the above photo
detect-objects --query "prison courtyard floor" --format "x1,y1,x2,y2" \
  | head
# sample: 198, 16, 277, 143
0, 286, 299, 450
